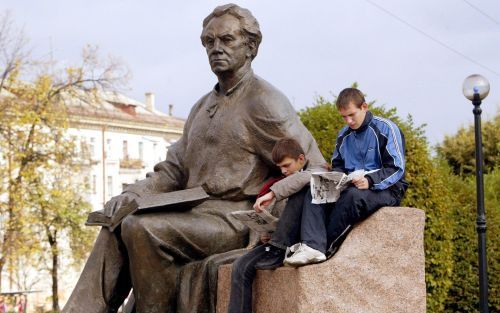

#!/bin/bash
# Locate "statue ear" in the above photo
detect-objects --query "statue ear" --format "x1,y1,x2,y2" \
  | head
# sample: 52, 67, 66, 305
246, 40, 257, 58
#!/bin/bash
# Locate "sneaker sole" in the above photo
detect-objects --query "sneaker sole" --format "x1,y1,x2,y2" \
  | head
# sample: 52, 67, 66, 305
284, 256, 326, 267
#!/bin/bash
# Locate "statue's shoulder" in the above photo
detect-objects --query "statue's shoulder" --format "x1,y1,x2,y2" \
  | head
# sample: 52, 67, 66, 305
191, 91, 212, 112
250, 75, 290, 104
185, 91, 213, 118
247, 75, 295, 117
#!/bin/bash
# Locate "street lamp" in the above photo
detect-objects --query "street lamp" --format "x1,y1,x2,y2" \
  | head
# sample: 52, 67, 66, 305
462, 74, 490, 313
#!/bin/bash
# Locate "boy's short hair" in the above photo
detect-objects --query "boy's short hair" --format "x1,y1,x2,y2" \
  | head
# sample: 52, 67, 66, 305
336, 88, 366, 110
272, 138, 305, 163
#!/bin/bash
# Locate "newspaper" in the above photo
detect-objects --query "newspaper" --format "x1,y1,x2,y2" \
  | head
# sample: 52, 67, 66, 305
230, 209, 278, 232
310, 170, 366, 204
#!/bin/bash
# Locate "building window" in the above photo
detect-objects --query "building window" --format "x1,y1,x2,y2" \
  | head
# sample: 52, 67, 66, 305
80, 138, 88, 158
84, 176, 90, 190
92, 175, 97, 194
123, 140, 128, 159
139, 142, 144, 161
71, 135, 78, 151
106, 139, 112, 157
153, 143, 159, 162
107, 176, 113, 197
89, 137, 96, 158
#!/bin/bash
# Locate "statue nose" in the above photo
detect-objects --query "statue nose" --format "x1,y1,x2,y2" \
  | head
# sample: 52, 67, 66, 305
213, 39, 222, 52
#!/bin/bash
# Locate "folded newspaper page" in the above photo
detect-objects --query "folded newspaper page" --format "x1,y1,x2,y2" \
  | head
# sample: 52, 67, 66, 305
310, 170, 366, 204
230, 209, 278, 232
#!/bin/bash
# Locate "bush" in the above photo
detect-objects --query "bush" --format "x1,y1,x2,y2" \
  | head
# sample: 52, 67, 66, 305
444, 167, 500, 312
437, 112, 500, 175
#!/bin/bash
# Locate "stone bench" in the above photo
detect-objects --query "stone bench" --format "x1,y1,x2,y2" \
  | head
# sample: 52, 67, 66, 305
216, 207, 426, 313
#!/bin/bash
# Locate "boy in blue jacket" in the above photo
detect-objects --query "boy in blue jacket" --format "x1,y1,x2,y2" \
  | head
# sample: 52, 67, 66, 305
285, 87, 408, 266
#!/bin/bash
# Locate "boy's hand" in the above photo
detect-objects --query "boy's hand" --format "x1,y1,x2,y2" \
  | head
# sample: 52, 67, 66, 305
260, 232, 271, 243
253, 191, 275, 213
352, 176, 369, 190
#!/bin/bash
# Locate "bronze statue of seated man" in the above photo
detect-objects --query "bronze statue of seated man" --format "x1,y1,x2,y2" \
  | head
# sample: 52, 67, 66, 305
63, 4, 325, 313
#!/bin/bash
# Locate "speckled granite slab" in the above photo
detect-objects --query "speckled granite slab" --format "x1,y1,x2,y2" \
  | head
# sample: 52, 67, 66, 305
217, 207, 426, 313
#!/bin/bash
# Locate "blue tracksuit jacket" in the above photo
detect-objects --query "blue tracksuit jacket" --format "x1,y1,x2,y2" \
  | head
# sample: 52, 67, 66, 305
331, 111, 407, 191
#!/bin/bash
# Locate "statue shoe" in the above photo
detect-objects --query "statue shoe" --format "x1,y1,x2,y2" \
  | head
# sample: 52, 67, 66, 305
254, 244, 285, 270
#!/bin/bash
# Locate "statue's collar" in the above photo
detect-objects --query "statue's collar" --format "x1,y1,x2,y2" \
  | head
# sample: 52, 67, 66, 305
213, 69, 253, 97
207, 70, 253, 118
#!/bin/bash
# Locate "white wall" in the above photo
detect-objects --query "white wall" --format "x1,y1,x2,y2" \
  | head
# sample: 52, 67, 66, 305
67, 127, 171, 211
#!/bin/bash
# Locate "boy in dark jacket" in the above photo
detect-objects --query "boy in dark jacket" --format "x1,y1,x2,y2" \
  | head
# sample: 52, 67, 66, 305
227, 138, 324, 313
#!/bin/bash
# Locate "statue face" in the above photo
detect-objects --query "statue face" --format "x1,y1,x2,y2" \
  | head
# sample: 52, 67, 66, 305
201, 14, 251, 75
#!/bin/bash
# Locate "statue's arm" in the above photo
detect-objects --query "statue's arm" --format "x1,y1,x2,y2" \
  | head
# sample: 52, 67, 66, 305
103, 97, 205, 217
124, 139, 188, 194
102, 136, 188, 216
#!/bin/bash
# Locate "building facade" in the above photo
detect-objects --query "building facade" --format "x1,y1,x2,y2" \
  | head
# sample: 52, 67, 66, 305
0, 89, 184, 312
67, 92, 184, 211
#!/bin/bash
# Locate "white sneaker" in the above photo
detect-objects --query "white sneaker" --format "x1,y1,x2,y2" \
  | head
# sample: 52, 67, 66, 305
284, 243, 301, 263
283, 243, 326, 267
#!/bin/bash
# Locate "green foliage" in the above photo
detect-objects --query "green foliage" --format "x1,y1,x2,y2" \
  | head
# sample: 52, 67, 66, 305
484, 168, 500, 312
443, 167, 500, 312
298, 95, 343, 161
437, 112, 500, 176
299, 93, 454, 312
436, 111, 500, 312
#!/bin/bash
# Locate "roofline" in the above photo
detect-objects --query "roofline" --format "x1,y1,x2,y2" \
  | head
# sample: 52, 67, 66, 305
68, 115, 183, 136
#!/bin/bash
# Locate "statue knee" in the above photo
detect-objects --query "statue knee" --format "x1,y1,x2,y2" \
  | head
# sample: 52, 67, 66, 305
121, 214, 149, 247
121, 214, 177, 254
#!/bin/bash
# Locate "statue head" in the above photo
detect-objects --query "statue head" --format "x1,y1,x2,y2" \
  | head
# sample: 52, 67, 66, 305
201, 4, 262, 75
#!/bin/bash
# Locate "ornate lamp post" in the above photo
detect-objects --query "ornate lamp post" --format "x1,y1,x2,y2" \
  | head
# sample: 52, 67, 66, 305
462, 74, 490, 313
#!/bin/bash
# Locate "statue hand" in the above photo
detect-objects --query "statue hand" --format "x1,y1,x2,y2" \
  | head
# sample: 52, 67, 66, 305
103, 193, 138, 217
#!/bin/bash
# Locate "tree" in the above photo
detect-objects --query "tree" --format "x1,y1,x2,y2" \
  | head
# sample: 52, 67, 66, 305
29, 151, 94, 312
298, 90, 455, 313
0, 12, 127, 312
0, 11, 28, 93
437, 112, 500, 176
0, 11, 31, 292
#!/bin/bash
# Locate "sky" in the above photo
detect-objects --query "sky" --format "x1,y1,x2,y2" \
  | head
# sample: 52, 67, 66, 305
3, 0, 500, 146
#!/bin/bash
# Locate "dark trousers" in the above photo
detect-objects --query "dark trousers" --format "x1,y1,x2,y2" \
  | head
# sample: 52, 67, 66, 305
301, 186, 402, 254
268, 186, 309, 249
227, 244, 266, 313
228, 187, 308, 313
